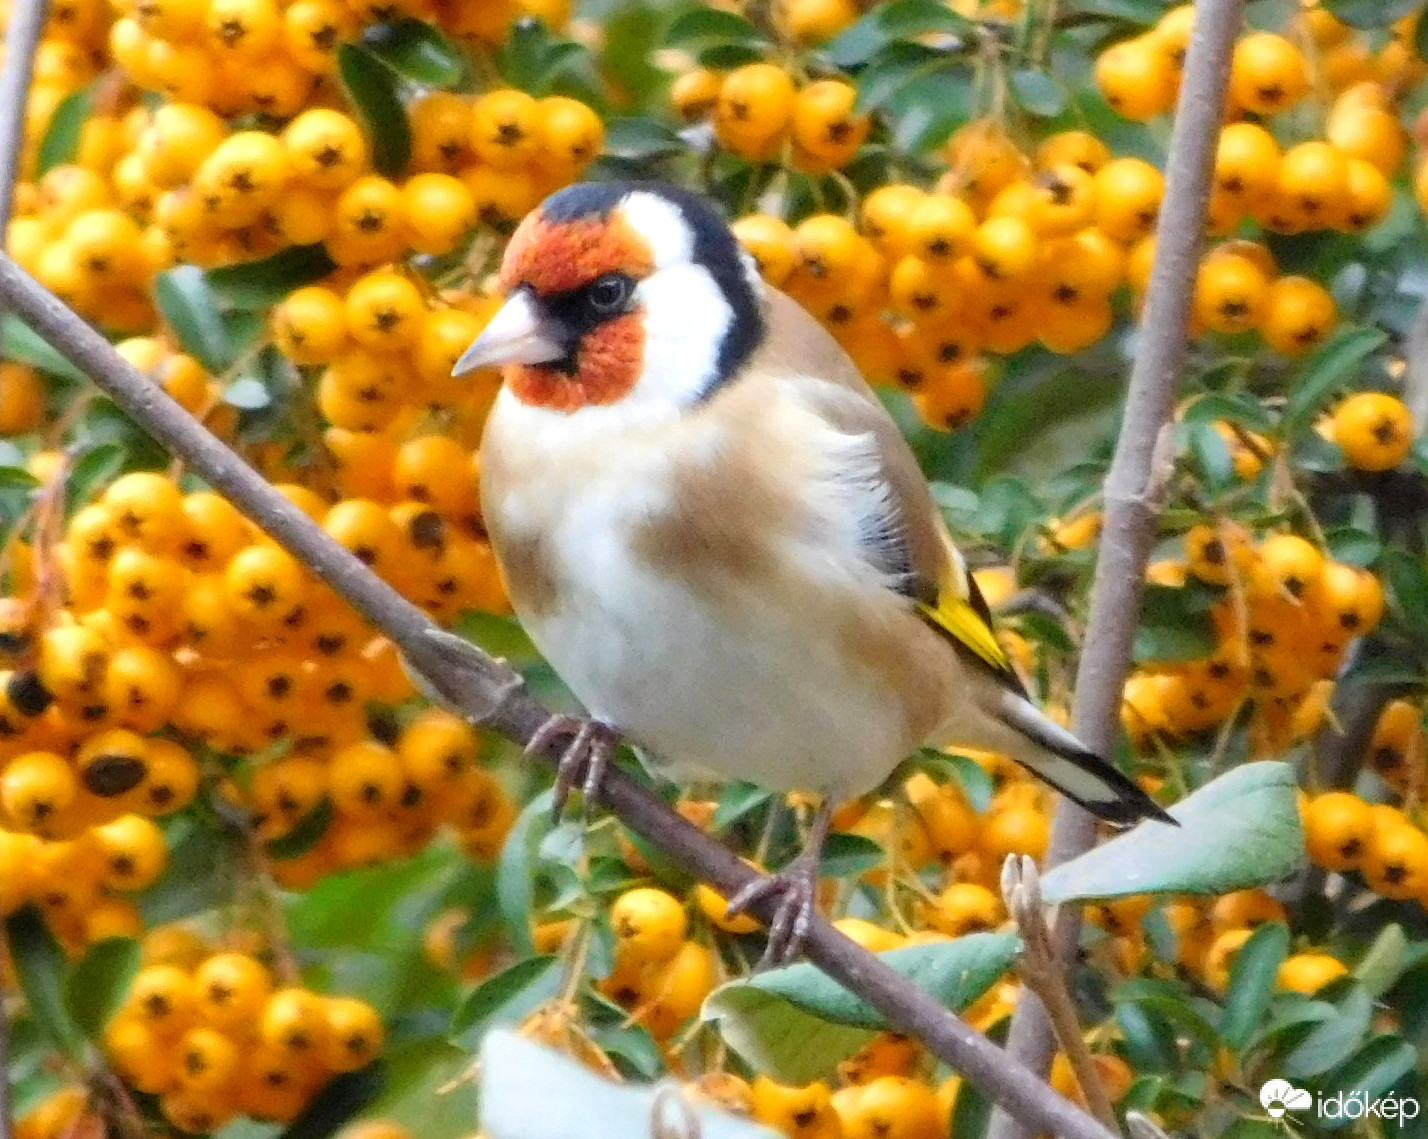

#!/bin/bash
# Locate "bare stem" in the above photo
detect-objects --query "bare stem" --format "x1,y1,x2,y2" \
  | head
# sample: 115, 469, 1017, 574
1002, 856, 1123, 1138
990, 1, 1245, 1134
0, 0, 48, 237
0, 250, 1117, 1139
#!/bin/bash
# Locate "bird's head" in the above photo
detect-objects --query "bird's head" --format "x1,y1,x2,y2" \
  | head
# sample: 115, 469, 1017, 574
453, 181, 766, 414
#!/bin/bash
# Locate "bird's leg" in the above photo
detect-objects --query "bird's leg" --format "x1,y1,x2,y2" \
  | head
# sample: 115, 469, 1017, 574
525, 714, 620, 823
726, 800, 834, 969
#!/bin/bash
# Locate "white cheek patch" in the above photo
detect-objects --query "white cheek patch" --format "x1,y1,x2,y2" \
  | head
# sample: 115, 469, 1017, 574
632, 264, 733, 406
619, 191, 694, 269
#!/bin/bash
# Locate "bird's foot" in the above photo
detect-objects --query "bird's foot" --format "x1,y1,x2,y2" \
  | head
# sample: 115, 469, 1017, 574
525, 714, 619, 823
726, 850, 821, 970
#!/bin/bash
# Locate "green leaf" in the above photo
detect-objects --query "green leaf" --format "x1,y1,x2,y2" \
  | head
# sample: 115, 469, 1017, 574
665, 8, 766, 47
206, 244, 337, 310
337, 43, 412, 177
1039, 762, 1305, 903
875, 0, 974, 37
1187, 420, 1234, 492
450, 955, 561, 1047
155, 265, 235, 374
1326, 526, 1380, 568
1062, 0, 1166, 21
265, 798, 335, 860
65, 442, 126, 514
1315, 1036, 1417, 1128
1282, 326, 1387, 439
1010, 69, 1066, 117
496, 789, 555, 958
1353, 923, 1409, 997
1323, 0, 1422, 27
1220, 922, 1289, 1052
360, 1039, 478, 1139
277, 1064, 385, 1139
0, 314, 88, 383
1383, 549, 1428, 641
65, 937, 140, 1039
5, 907, 85, 1061
1133, 583, 1218, 663
819, 833, 884, 879
1283, 983, 1374, 1079
1181, 391, 1275, 434
37, 88, 92, 176
602, 116, 685, 162
703, 933, 1018, 1083
365, 19, 465, 86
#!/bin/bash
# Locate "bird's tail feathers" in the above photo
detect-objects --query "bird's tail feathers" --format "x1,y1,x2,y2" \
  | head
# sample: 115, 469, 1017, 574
996, 691, 1176, 828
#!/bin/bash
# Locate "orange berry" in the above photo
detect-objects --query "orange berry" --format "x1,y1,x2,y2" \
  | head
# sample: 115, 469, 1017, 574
1330, 392, 1414, 471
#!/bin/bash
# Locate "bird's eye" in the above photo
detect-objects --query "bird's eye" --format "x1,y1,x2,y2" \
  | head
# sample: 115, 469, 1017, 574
587, 273, 632, 315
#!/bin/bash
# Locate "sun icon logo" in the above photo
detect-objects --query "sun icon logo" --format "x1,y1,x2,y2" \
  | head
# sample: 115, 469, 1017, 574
1261, 1079, 1313, 1120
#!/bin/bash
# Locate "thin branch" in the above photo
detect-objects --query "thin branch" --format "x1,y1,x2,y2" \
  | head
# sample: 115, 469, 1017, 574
990, 0, 1244, 1134
0, 251, 1117, 1139
0, 8, 47, 1137
0, 0, 48, 236
1002, 856, 1123, 1137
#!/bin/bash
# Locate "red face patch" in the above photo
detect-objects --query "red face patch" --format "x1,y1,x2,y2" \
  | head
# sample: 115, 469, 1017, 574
508, 313, 645, 412
500, 209, 654, 411
500, 214, 655, 295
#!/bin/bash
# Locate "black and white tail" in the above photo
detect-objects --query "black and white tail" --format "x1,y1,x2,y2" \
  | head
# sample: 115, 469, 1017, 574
997, 691, 1177, 827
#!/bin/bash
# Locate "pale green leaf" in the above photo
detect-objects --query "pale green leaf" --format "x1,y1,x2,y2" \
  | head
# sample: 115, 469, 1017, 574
1039, 762, 1305, 903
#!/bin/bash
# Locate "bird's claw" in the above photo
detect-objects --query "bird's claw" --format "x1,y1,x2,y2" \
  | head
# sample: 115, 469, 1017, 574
525, 714, 618, 823
726, 856, 820, 970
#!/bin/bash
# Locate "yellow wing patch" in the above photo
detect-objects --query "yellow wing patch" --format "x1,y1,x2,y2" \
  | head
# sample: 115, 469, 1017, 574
918, 529, 1017, 682
918, 587, 1011, 675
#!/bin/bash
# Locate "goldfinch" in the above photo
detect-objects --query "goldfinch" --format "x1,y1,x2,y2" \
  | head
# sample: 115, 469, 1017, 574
456, 181, 1174, 962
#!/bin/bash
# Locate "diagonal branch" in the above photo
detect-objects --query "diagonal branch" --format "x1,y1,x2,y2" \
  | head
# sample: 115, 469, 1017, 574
989, 1, 1245, 1134
0, 251, 1118, 1139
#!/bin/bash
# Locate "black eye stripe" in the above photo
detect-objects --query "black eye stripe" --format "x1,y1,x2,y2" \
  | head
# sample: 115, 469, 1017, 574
522, 273, 638, 375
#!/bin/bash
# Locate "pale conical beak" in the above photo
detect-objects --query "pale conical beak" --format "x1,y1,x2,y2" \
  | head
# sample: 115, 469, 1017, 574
452, 290, 566, 376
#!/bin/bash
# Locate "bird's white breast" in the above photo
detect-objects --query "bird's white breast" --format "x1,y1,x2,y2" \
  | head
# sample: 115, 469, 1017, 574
481, 388, 919, 800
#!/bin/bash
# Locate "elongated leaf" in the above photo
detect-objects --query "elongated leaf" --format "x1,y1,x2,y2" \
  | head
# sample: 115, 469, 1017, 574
496, 789, 554, 957
66, 937, 140, 1038
155, 266, 235, 374
206, 244, 337, 310
37, 88, 92, 175
481, 1029, 779, 1139
450, 955, 561, 1047
65, 442, 126, 514
1353, 923, 1410, 997
1283, 984, 1374, 1079
1040, 762, 1304, 903
1221, 922, 1289, 1051
1282, 327, 1387, 439
703, 933, 1018, 1083
1134, 583, 1218, 663
0, 315, 87, 383
5, 907, 85, 1061
665, 8, 766, 47
365, 19, 464, 86
1010, 69, 1066, 117
1324, 0, 1421, 28
1384, 549, 1428, 641
277, 1064, 385, 1139
265, 797, 334, 859
337, 43, 412, 177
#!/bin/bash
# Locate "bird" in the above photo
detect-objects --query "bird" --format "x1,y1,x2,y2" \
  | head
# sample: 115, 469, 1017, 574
453, 180, 1176, 965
